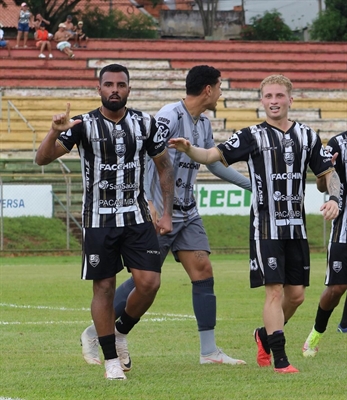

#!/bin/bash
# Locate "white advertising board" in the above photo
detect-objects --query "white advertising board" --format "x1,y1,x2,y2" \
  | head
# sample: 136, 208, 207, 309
195, 182, 325, 216
0, 185, 53, 217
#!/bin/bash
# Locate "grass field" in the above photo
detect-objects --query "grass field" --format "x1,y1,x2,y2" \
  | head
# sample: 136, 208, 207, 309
1, 254, 346, 400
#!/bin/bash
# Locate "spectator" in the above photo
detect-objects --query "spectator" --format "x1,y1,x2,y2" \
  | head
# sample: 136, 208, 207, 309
36, 22, 53, 59
75, 21, 88, 48
15, 2, 33, 48
64, 15, 77, 40
0, 23, 11, 57
53, 23, 75, 58
33, 14, 53, 40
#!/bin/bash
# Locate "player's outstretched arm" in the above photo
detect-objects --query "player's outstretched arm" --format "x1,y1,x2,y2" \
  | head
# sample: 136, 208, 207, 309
168, 138, 221, 165
36, 103, 81, 165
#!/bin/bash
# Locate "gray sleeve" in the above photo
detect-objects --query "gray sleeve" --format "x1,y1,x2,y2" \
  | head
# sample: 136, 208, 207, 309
206, 161, 252, 191
143, 155, 152, 201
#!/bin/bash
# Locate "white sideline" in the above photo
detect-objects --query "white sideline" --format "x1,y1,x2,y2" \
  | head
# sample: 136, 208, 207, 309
0, 302, 197, 325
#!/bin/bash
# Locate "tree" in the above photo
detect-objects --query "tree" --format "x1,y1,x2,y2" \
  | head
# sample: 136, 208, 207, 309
240, 10, 296, 41
195, 0, 218, 37
310, 0, 347, 41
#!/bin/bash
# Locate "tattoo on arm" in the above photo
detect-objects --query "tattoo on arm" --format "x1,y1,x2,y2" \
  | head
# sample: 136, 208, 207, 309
327, 171, 340, 198
158, 154, 174, 213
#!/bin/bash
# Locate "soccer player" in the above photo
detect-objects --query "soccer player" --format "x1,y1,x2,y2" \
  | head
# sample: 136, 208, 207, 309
35, 63, 174, 380
168, 74, 340, 373
80, 65, 251, 368
302, 131, 347, 356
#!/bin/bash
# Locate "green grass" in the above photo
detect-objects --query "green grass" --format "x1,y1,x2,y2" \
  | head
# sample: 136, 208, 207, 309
0, 254, 345, 400
1, 214, 331, 253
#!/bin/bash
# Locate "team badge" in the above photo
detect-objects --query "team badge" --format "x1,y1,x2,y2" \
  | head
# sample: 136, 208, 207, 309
115, 144, 126, 157
283, 152, 295, 165
89, 254, 100, 268
332, 261, 342, 273
268, 257, 277, 270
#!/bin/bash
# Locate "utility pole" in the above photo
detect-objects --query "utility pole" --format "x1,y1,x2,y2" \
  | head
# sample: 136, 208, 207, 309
318, 0, 322, 13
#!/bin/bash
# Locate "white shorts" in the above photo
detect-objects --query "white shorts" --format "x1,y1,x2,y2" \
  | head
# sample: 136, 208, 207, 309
57, 41, 71, 51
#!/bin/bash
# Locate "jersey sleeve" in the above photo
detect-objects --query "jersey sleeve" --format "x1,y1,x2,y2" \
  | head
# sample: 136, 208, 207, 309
56, 115, 83, 152
217, 128, 253, 166
308, 132, 334, 177
145, 116, 166, 158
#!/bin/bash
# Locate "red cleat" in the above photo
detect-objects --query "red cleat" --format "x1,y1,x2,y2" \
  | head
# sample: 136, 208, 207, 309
254, 328, 271, 367
274, 364, 299, 374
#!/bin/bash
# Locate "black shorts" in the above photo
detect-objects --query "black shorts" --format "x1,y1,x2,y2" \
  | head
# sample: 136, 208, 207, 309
249, 239, 310, 288
81, 221, 161, 280
325, 242, 347, 285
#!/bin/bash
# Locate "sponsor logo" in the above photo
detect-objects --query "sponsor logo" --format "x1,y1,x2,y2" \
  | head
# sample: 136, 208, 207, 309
147, 250, 160, 255
99, 198, 135, 207
100, 161, 140, 171
255, 174, 264, 205
115, 144, 126, 157
283, 152, 295, 166
275, 210, 302, 218
271, 172, 302, 180
89, 254, 100, 268
157, 117, 170, 124
176, 178, 194, 189
273, 191, 302, 203
91, 137, 108, 142
112, 126, 126, 139
85, 159, 90, 192
268, 257, 277, 270
282, 138, 294, 147
98, 181, 139, 191
333, 261, 342, 273
261, 146, 277, 151
178, 161, 200, 170
156, 122, 170, 138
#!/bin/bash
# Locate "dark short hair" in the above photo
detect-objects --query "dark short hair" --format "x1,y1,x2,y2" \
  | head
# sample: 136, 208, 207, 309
99, 64, 130, 83
186, 65, 221, 96
40, 21, 46, 27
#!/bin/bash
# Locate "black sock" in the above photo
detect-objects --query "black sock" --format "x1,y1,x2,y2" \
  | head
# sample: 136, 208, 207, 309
116, 310, 140, 335
258, 327, 270, 354
339, 295, 347, 329
268, 331, 289, 369
315, 305, 333, 333
99, 333, 116, 360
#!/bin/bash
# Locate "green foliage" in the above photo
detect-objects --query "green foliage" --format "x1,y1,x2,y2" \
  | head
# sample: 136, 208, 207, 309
2, 216, 80, 251
310, 1, 347, 42
240, 10, 296, 41
80, 6, 158, 39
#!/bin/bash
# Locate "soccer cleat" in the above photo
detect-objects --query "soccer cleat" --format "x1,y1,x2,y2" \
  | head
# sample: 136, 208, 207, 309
49, 54, 53, 59
302, 327, 323, 357
81, 324, 101, 365
38, 53, 46, 58
274, 364, 299, 374
104, 358, 126, 380
337, 324, 347, 333
254, 328, 271, 367
115, 328, 132, 371
200, 348, 246, 365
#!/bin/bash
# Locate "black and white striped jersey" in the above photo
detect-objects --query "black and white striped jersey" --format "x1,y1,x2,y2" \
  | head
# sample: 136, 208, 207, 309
217, 121, 334, 240
57, 107, 166, 228
147, 100, 215, 222
326, 131, 347, 244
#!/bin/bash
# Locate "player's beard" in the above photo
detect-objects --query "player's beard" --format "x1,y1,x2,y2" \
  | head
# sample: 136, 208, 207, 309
101, 96, 127, 112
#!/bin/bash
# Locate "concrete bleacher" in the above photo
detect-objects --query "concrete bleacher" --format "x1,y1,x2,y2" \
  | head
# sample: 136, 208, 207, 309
1, 38, 347, 155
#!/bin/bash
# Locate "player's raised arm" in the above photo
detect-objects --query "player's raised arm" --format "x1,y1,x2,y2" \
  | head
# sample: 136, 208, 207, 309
168, 138, 221, 165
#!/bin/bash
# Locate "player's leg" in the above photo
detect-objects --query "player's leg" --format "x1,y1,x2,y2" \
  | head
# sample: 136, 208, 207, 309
174, 218, 246, 365
303, 242, 347, 356
338, 293, 347, 332
82, 227, 126, 379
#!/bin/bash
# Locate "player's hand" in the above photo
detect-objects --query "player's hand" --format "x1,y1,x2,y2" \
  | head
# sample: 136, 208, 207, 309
320, 200, 339, 220
52, 103, 81, 132
168, 138, 191, 153
156, 214, 172, 235
331, 152, 338, 165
